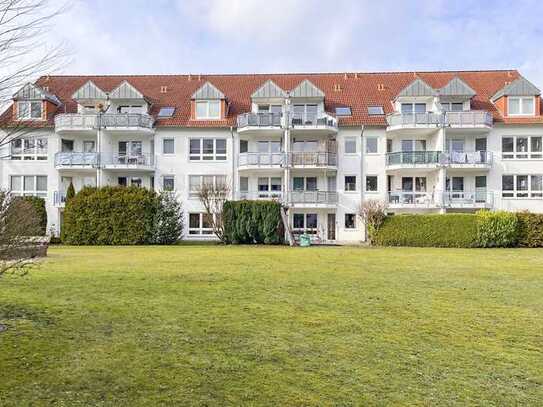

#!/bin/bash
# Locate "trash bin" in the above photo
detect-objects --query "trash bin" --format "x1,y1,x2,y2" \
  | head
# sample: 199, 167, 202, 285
299, 234, 311, 247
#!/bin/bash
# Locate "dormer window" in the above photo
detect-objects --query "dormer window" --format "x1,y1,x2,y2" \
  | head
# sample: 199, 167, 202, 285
401, 103, 426, 114
508, 97, 535, 116
17, 101, 42, 120
196, 100, 220, 120
441, 102, 463, 112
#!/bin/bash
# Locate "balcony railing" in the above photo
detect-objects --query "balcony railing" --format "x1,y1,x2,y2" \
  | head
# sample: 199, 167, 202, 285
290, 112, 337, 129
55, 113, 154, 131
237, 112, 282, 128
445, 111, 493, 128
442, 191, 493, 207
54, 152, 98, 167
288, 191, 338, 205
386, 151, 441, 166
289, 151, 337, 167
445, 151, 492, 166
101, 153, 154, 168
238, 191, 283, 201
386, 112, 442, 127
387, 191, 437, 207
239, 152, 285, 167
55, 114, 97, 130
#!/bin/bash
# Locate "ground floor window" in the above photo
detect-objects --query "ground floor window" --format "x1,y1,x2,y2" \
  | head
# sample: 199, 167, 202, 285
345, 213, 356, 229
502, 174, 542, 198
163, 176, 175, 191
189, 213, 213, 235
10, 175, 47, 198
293, 213, 318, 234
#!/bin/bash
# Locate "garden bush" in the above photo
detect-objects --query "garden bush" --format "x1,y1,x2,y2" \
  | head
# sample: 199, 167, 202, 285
475, 210, 518, 248
19, 196, 46, 236
62, 186, 183, 245
372, 214, 478, 248
516, 211, 543, 247
223, 200, 284, 244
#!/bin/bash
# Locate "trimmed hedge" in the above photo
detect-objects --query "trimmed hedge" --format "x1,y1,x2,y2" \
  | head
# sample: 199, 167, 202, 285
223, 200, 284, 244
517, 212, 543, 247
62, 186, 170, 245
19, 196, 47, 236
373, 214, 478, 248
476, 210, 518, 248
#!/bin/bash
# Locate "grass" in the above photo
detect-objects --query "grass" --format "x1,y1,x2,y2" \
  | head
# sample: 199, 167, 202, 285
1, 245, 542, 406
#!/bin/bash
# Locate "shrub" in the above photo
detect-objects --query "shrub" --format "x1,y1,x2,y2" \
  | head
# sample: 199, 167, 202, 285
223, 200, 284, 244
373, 214, 478, 248
62, 186, 161, 245
516, 211, 543, 247
475, 210, 518, 248
65, 182, 75, 202
153, 192, 184, 244
359, 199, 387, 243
19, 196, 46, 236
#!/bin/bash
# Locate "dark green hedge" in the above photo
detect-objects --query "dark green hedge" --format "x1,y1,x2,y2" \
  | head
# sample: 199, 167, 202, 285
62, 186, 160, 245
373, 214, 478, 248
476, 211, 518, 248
517, 212, 543, 247
19, 196, 47, 236
223, 200, 284, 244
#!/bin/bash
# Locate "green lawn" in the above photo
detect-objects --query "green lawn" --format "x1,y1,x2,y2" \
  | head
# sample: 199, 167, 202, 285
1, 246, 542, 406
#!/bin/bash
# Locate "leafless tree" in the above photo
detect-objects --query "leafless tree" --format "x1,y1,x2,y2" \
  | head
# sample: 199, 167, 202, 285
197, 180, 230, 242
359, 199, 387, 244
0, 0, 69, 153
0, 191, 43, 277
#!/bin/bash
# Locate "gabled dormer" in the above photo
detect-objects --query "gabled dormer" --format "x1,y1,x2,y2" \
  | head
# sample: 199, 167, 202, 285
72, 80, 107, 113
491, 77, 541, 117
289, 79, 326, 121
394, 78, 436, 114
191, 81, 226, 120
251, 80, 286, 115
12, 82, 61, 121
109, 81, 149, 115
438, 77, 476, 112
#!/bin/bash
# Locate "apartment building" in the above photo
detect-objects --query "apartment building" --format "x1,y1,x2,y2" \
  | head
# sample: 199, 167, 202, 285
1, 70, 542, 243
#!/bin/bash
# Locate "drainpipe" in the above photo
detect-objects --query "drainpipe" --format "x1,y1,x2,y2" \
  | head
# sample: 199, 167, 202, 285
230, 126, 235, 198
360, 125, 365, 241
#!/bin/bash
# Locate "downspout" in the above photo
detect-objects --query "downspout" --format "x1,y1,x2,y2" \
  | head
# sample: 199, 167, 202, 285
360, 125, 365, 241
230, 126, 235, 198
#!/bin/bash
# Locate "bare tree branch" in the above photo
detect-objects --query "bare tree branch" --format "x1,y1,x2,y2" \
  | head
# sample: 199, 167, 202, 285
197, 180, 230, 242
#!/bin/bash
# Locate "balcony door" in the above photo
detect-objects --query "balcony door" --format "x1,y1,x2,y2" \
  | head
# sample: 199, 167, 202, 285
61, 139, 74, 153
475, 176, 487, 203
446, 177, 465, 199
119, 141, 142, 158
293, 104, 318, 124
83, 141, 95, 153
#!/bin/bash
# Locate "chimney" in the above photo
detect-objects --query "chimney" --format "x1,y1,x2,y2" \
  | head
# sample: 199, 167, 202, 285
160, 86, 168, 93
344, 73, 348, 80
377, 83, 385, 91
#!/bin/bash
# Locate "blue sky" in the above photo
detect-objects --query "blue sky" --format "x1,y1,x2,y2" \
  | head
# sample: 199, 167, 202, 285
49, 0, 543, 86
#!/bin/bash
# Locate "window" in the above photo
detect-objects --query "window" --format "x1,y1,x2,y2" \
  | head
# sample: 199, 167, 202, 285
163, 176, 175, 191
118, 177, 127, 187
131, 177, 142, 187
83, 141, 95, 153
293, 213, 318, 233
401, 103, 426, 114
239, 140, 248, 153
157, 107, 175, 118
335, 106, 352, 116
365, 176, 378, 192
17, 101, 42, 120
386, 139, 392, 153
257, 177, 282, 198
365, 137, 378, 154
345, 213, 356, 229
258, 105, 282, 114
508, 97, 535, 116
502, 136, 542, 159
441, 102, 463, 112
189, 213, 213, 235
239, 177, 249, 192
293, 177, 316, 191
475, 137, 487, 152
502, 174, 543, 198
345, 176, 357, 192
10, 137, 47, 160
367, 106, 384, 115
189, 138, 227, 161
118, 105, 143, 114
10, 175, 47, 198
195, 100, 220, 119
292, 104, 318, 124
163, 138, 174, 154
345, 137, 356, 154
189, 175, 227, 197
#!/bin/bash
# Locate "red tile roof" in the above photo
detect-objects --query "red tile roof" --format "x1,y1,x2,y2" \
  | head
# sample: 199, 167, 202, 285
4, 70, 543, 127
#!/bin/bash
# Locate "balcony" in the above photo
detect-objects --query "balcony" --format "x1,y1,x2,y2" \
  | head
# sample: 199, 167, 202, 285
444, 111, 493, 132
289, 112, 337, 135
289, 151, 337, 169
442, 191, 493, 209
386, 112, 442, 135
287, 191, 338, 207
55, 114, 97, 133
54, 152, 98, 169
237, 112, 283, 135
237, 191, 283, 201
101, 153, 155, 171
53, 190, 66, 207
55, 113, 154, 134
238, 152, 285, 170
385, 151, 441, 170
444, 151, 492, 170
387, 191, 439, 209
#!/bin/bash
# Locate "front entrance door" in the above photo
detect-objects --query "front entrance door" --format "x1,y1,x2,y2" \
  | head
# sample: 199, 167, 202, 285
327, 213, 336, 241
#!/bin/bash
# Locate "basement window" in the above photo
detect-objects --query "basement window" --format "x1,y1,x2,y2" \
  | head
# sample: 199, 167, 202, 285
367, 106, 384, 115
158, 107, 175, 118
335, 106, 352, 116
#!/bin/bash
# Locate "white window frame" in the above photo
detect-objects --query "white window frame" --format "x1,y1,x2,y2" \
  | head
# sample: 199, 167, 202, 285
189, 138, 227, 161
344, 213, 357, 229
17, 101, 43, 120
344, 175, 357, 192
292, 213, 318, 234
10, 175, 47, 198
162, 175, 175, 191
195, 100, 221, 120
11, 136, 48, 160
344, 137, 357, 154
188, 212, 214, 235
502, 174, 543, 199
502, 136, 542, 160
257, 176, 282, 198
508, 96, 535, 116
365, 175, 378, 193
188, 175, 227, 198
162, 138, 175, 155
365, 136, 378, 154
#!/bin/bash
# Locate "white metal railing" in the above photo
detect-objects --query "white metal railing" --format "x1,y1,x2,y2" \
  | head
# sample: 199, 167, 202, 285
288, 151, 337, 167
101, 153, 154, 167
54, 152, 98, 167
237, 112, 282, 128
54, 113, 154, 130
442, 191, 494, 207
445, 111, 493, 127
238, 191, 283, 201
288, 191, 338, 205
386, 112, 442, 127
53, 190, 66, 206
386, 151, 441, 166
445, 151, 493, 166
290, 112, 337, 129
387, 191, 437, 207
238, 152, 285, 167
55, 114, 97, 129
